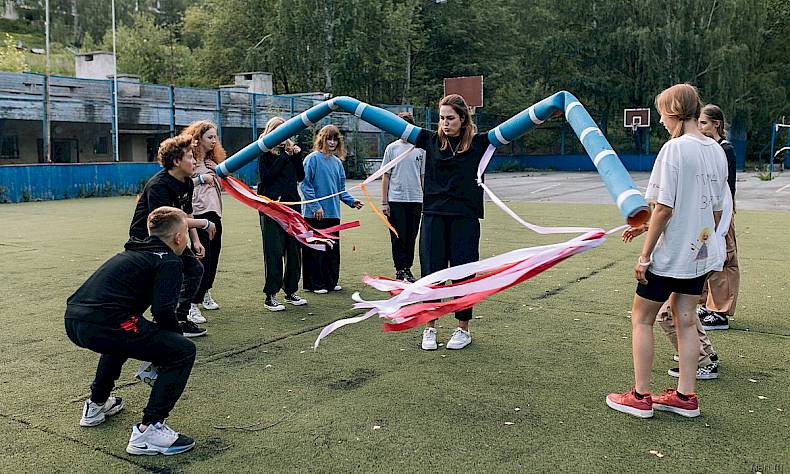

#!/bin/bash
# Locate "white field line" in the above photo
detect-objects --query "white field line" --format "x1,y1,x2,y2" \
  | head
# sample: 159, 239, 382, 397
530, 184, 561, 194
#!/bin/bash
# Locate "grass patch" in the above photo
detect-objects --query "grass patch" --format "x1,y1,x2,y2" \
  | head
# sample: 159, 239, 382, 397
0, 196, 787, 472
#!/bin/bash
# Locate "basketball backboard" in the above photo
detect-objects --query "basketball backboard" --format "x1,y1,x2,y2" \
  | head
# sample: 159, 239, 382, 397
624, 108, 651, 131
444, 75, 483, 113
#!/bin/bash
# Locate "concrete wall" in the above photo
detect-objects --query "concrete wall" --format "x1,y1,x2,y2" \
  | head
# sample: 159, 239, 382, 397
75, 52, 116, 80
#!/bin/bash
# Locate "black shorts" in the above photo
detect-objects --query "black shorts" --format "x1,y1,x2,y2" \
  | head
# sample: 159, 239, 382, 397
636, 270, 709, 303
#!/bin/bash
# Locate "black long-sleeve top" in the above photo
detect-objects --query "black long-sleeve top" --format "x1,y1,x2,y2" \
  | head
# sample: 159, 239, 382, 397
719, 139, 736, 198
257, 149, 305, 212
416, 129, 491, 219
65, 237, 183, 333
130, 169, 194, 239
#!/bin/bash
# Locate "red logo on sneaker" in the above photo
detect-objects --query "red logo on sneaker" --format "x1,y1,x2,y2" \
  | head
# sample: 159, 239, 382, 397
120, 316, 139, 333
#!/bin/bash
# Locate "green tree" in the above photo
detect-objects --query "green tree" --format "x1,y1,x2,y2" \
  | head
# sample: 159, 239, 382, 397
97, 13, 193, 85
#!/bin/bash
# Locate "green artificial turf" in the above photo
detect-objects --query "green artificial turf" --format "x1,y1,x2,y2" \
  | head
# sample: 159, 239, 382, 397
0, 196, 787, 473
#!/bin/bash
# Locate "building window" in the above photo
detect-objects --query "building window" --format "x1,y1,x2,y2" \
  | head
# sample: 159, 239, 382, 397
0, 136, 19, 159
95, 136, 109, 155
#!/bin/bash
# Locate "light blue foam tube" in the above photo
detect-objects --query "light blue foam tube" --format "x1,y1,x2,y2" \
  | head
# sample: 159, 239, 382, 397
217, 96, 420, 178
218, 92, 648, 225
488, 91, 649, 224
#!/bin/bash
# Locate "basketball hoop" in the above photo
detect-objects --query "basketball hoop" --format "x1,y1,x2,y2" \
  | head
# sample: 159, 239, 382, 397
624, 109, 650, 129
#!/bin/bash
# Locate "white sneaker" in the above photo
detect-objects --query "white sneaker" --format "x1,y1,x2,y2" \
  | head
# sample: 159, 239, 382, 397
80, 396, 124, 427
126, 422, 195, 456
202, 290, 219, 310
187, 304, 206, 324
446, 327, 471, 350
313, 289, 328, 294
421, 327, 438, 351
332, 285, 342, 291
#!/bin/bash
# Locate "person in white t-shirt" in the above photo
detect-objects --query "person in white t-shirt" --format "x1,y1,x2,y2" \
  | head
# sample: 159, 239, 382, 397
607, 84, 730, 419
380, 112, 426, 283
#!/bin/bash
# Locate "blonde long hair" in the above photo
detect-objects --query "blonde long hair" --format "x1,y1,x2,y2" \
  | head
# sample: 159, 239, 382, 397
654, 84, 703, 139
437, 94, 476, 154
182, 120, 227, 163
260, 117, 296, 156
313, 124, 346, 160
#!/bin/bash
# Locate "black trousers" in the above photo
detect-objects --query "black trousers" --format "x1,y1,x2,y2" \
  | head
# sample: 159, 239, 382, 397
388, 201, 422, 271
419, 214, 480, 322
192, 212, 222, 304
65, 318, 196, 426
260, 213, 301, 296
178, 247, 203, 321
302, 217, 341, 291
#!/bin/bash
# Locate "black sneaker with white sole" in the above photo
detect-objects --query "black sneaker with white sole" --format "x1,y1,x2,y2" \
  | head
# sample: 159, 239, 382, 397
403, 269, 416, 283
668, 362, 719, 380
264, 295, 285, 311
284, 294, 307, 306
180, 320, 207, 338
699, 310, 729, 330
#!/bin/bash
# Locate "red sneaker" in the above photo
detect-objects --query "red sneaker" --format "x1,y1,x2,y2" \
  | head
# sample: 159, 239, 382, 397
653, 389, 700, 417
606, 388, 654, 418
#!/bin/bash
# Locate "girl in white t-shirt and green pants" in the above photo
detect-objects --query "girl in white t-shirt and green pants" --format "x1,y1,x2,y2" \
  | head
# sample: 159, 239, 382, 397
607, 84, 730, 419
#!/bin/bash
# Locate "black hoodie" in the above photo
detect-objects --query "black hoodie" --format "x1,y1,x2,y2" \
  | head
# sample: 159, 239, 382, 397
65, 237, 183, 333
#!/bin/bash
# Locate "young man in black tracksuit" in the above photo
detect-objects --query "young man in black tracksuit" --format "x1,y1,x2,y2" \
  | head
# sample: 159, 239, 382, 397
129, 134, 216, 337
66, 207, 197, 456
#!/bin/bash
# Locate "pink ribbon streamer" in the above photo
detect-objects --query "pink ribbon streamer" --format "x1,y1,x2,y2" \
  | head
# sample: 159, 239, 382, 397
221, 176, 360, 250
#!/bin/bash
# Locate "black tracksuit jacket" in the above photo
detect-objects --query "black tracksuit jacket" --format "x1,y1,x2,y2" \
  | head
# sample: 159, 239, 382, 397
65, 237, 183, 333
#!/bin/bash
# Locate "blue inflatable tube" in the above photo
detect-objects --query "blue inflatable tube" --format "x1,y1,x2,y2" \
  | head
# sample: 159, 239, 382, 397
217, 92, 649, 225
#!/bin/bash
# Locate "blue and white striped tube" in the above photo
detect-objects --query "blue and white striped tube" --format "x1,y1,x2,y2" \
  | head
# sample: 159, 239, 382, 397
216, 96, 420, 178
488, 91, 648, 225
218, 91, 648, 225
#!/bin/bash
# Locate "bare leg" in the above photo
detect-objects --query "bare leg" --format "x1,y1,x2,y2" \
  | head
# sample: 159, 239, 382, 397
631, 294, 664, 394
670, 293, 700, 395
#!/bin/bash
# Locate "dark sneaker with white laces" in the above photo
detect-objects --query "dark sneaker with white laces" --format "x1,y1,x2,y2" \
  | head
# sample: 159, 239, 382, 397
699, 309, 729, 330
668, 362, 719, 380
126, 422, 195, 456
395, 269, 406, 281
403, 269, 416, 283
180, 320, 207, 338
264, 295, 285, 312
284, 293, 307, 306
80, 396, 124, 427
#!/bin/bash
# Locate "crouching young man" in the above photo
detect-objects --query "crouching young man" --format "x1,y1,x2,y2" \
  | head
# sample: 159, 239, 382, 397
65, 207, 197, 456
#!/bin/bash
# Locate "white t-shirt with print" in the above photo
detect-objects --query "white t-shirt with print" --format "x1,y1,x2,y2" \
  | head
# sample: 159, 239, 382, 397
645, 134, 729, 279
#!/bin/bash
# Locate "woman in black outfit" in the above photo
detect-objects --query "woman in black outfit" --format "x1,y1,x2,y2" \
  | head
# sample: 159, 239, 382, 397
416, 94, 492, 351
257, 117, 308, 312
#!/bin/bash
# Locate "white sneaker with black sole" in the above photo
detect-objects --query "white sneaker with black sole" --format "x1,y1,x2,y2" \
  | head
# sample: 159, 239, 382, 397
284, 294, 307, 306
264, 295, 285, 311
187, 304, 206, 324
421, 327, 438, 351
202, 290, 219, 310
80, 396, 124, 427
446, 327, 471, 350
126, 422, 195, 456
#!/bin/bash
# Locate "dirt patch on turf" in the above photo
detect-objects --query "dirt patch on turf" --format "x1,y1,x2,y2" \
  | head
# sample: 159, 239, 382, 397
328, 368, 377, 390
